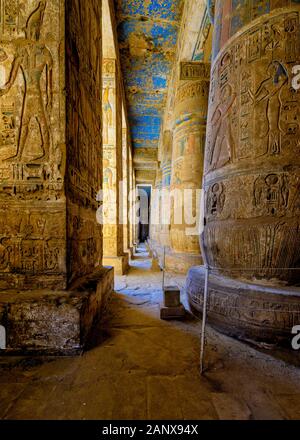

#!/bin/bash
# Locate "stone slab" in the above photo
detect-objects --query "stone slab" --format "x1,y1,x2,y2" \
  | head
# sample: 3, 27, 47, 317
164, 286, 181, 308
0, 267, 114, 355
160, 304, 186, 320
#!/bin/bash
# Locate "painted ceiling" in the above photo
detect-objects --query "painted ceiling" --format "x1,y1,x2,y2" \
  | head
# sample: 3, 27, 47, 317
114, 0, 183, 150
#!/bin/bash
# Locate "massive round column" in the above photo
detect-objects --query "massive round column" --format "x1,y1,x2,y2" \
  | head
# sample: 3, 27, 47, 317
187, 0, 300, 344
167, 63, 210, 273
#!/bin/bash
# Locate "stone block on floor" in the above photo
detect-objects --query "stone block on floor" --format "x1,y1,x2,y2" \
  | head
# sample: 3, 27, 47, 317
160, 304, 186, 320
164, 286, 181, 308
0, 267, 114, 355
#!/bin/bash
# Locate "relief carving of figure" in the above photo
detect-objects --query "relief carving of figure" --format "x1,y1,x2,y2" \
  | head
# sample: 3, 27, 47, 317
0, 1, 53, 162
103, 85, 113, 144
208, 84, 236, 170
249, 61, 288, 156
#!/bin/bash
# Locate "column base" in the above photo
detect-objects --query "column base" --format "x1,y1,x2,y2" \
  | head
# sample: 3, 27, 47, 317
0, 267, 114, 355
128, 247, 134, 259
103, 254, 129, 275
187, 266, 300, 347
165, 250, 202, 274
147, 241, 202, 274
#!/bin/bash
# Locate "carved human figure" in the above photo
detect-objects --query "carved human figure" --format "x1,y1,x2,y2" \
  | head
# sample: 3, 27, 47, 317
0, 1, 53, 162
103, 86, 113, 144
209, 84, 236, 170
249, 61, 288, 155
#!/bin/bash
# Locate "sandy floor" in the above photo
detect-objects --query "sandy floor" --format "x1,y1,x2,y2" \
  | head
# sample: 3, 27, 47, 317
1, 245, 300, 420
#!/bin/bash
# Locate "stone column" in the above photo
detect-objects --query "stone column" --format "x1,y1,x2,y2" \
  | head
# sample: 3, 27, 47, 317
122, 122, 130, 258
0, 0, 113, 353
160, 130, 173, 249
167, 62, 210, 274
187, 0, 300, 345
102, 59, 129, 275
128, 145, 134, 256
149, 167, 162, 260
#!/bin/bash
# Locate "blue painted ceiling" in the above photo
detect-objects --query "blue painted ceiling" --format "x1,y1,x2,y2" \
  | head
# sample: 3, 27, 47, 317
114, 0, 183, 150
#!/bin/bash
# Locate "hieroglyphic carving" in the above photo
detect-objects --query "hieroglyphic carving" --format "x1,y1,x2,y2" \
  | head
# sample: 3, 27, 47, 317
170, 71, 209, 256
0, 1, 53, 162
206, 182, 225, 217
180, 62, 211, 81
66, 0, 103, 281
102, 58, 124, 258
203, 6, 300, 284
176, 81, 209, 106
0, 1, 66, 289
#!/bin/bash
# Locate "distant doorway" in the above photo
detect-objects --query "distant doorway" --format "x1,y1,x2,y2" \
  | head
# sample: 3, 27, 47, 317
137, 185, 151, 243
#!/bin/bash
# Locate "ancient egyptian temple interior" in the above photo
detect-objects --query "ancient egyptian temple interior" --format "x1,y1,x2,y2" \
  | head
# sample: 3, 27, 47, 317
1, 0, 300, 422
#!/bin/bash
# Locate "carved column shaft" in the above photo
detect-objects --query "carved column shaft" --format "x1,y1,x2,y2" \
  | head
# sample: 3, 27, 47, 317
150, 168, 162, 247
170, 62, 210, 256
122, 126, 129, 253
102, 60, 122, 253
160, 130, 173, 247
203, 0, 300, 285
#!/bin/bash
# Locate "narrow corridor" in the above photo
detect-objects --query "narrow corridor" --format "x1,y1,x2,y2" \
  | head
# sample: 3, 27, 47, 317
1, 247, 300, 420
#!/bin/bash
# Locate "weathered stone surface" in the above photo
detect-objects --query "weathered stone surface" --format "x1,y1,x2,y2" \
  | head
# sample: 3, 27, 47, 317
188, 1, 300, 344
1, 247, 300, 420
0, 0, 104, 289
0, 267, 114, 354
66, 0, 103, 284
103, 255, 129, 276
170, 63, 210, 265
163, 286, 181, 308
0, 0, 66, 290
187, 266, 300, 345
203, 2, 300, 285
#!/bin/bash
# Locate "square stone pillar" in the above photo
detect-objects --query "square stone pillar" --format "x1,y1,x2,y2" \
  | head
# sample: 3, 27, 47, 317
102, 59, 129, 275
0, 0, 114, 354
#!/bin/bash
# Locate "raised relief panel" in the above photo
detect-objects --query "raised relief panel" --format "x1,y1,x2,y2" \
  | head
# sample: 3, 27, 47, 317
203, 7, 300, 283
0, 1, 66, 289
180, 62, 211, 81
0, 1, 64, 201
206, 182, 225, 218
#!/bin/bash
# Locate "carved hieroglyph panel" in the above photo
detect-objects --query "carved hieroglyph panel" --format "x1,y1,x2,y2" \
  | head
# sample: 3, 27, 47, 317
170, 74, 209, 255
203, 8, 300, 284
102, 59, 124, 257
66, 0, 103, 282
0, 0, 64, 199
0, 0, 66, 289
